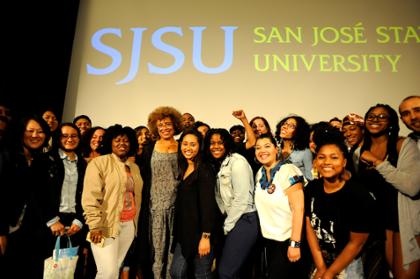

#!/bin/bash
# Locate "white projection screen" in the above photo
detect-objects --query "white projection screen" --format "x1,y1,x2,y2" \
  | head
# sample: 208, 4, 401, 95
64, 0, 419, 135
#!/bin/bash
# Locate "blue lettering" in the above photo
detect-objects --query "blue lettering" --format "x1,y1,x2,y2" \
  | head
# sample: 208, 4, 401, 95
117, 27, 147, 85
86, 26, 238, 83
148, 27, 185, 74
191, 26, 238, 74
87, 28, 123, 75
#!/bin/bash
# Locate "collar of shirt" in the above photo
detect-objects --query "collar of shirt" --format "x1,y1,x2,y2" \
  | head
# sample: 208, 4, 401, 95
409, 132, 420, 142
220, 153, 233, 168
59, 148, 78, 162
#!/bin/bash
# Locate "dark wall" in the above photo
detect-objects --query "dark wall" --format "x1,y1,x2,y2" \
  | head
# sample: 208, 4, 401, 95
1, 1, 80, 121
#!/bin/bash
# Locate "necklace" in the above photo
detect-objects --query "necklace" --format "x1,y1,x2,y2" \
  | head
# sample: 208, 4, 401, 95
157, 139, 177, 152
259, 161, 285, 194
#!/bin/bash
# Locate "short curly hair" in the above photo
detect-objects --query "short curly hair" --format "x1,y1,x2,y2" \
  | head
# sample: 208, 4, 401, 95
148, 106, 182, 138
101, 124, 138, 156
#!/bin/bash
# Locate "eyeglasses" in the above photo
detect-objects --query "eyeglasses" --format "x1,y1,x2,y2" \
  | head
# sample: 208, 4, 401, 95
366, 114, 389, 122
157, 122, 173, 129
281, 122, 297, 130
61, 134, 79, 140
25, 129, 45, 135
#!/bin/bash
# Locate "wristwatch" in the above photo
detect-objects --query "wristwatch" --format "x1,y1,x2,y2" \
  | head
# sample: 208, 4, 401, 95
289, 240, 301, 248
202, 232, 211, 239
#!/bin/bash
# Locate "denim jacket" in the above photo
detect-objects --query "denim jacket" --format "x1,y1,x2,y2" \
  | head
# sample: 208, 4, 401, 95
216, 153, 256, 234
289, 148, 313, 181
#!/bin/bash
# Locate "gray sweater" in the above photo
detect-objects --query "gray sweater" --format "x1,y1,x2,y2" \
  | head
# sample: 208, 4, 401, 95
376, 138, 420, 269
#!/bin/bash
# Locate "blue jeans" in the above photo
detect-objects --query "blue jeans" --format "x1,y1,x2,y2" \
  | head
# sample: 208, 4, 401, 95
337, 258, 364, 279
310, 257, 364, 279
170, 243, 213, 279
218, 211, 259, 279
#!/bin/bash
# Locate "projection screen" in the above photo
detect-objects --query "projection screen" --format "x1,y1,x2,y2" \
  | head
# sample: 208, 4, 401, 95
64, 0, 419, 135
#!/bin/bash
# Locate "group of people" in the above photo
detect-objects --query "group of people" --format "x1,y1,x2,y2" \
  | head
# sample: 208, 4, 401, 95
0, 95, 419, 279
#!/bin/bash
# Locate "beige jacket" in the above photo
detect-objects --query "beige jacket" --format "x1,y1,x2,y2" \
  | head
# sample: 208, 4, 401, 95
82, 153, 143, 238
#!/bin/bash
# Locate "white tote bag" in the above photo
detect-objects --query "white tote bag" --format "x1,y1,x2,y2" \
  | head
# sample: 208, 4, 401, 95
43, 236, 79, 279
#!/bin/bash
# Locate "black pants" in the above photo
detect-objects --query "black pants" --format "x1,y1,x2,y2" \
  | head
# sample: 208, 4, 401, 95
264, 238, 308, 279
4, 226, 49, 279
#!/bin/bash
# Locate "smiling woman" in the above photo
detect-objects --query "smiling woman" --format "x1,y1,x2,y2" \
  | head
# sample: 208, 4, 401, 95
204, 128, 258, 278
81, 126, 106, 163
358, 104, 420, 278
305, 134, 375, 279
341, 113, 364, 150
40, 122, 87, 278
254, 133, 307, 278
1, 115, 53, 278
23, 119, 48, 152
82, 124, 143, 279
170, 129, 219, 278
135, 106, 182, 278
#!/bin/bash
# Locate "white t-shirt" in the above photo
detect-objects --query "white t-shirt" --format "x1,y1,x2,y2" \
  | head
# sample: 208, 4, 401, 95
255, 163, 304, 241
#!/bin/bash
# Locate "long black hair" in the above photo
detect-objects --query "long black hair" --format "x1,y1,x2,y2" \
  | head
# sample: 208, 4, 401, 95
250, 116, 272, 135
177, 129, 203, 179
361, 104, 399, 167
18, 115, 51, 153
203, 128, 234, 171
81, 126, 106, 157
275, 115, 310, 150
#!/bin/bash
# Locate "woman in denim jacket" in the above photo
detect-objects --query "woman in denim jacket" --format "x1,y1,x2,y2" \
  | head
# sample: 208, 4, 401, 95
204, 128, 259, 279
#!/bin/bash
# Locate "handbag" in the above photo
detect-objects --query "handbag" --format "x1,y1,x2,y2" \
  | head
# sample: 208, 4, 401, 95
43, 235, 79, 279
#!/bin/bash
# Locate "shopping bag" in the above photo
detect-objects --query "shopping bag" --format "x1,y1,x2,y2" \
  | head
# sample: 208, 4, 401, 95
43, 236, 79, 279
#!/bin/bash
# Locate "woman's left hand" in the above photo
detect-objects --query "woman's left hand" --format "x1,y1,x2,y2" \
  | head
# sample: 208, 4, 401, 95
287, 246, 301, 262
360, 150, 382, 167
198, 238, 211, 257
321, 269, 335, 279
66, 224, 81, 236
50, 221, 65, 236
